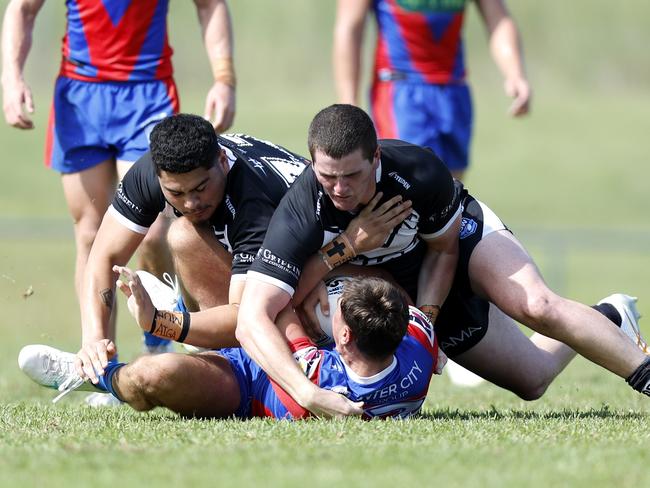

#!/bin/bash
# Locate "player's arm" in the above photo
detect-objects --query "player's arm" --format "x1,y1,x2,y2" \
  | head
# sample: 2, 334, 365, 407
1, 0, 45, 129
236, 278, 363, 418
194, 0, 236, 132
77, 212, 145, 382
416, 215, 461, 325
333, 0, 371, 105
475, 0, 531, 116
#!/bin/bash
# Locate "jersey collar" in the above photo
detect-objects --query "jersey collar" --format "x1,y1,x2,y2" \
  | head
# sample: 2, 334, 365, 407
340, 354, 397, 385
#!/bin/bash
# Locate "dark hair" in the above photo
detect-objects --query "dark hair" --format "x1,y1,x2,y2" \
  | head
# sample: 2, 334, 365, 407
307, 104, 378, 162
340, 277, 409, 361
150, 113, 220, 174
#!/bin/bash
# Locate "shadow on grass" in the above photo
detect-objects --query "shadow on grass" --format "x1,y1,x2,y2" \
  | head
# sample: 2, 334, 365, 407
420, 405, 646, 421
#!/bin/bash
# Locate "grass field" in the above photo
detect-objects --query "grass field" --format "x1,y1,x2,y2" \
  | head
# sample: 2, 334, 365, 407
1, 1, 650, 487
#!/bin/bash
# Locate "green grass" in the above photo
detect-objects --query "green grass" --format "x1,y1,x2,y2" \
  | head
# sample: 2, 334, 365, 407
1, 1, 650, 486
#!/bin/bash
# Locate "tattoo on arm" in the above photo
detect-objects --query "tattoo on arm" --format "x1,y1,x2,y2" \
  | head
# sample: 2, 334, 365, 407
100, 288, 114, 308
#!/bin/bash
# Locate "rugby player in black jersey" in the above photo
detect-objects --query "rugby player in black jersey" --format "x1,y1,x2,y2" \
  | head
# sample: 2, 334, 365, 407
237, 104, 650, 417
74, 113, 316, 383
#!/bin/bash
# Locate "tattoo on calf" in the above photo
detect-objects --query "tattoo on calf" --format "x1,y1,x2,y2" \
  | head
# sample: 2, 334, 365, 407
100, 289, 114, 308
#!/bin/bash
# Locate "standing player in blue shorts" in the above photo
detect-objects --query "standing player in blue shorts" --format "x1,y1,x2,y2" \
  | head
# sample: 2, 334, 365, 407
333, 0, 531, 180
20, 275, 446, 420
1, 1, 236, 357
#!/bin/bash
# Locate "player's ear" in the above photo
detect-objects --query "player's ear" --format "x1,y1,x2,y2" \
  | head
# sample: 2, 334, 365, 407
340, 325, 354, 346
371, 146, 381, 168
218, 148, 229, 172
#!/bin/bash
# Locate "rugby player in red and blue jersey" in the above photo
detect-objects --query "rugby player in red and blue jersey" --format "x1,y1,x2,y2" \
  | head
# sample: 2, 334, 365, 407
333, 0, 531, 179
1, 1, 236, 368
19, 275, 446, 420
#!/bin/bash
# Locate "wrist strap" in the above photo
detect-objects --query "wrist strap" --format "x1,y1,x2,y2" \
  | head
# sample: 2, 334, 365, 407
149, 309, 191, 343
320, 233, 357, 270
212, 57, 236, 88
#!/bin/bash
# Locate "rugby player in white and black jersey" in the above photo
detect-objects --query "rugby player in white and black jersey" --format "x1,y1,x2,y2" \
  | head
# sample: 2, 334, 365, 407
237, 105, 650, 417
75, 114, 310, 384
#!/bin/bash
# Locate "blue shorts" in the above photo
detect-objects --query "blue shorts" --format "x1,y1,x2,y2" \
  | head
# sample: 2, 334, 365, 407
217, 347, 264, 419
45, 76, 180, 174
370, 81, 473, 171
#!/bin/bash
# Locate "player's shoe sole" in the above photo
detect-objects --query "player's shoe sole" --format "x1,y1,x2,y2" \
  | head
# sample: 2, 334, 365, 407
598, 294, 647, 354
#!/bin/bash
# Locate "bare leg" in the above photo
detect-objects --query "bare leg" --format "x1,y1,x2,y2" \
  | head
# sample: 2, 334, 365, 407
61, 160, 117, 337
117, 160, 175, 282
112, 352, 240, 418
453, 304, 576, 400
468, 230, 646, 379
167, 217, 231, 310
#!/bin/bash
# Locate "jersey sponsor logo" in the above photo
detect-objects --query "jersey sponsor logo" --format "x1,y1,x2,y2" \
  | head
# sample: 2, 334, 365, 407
364, 397, 425, 419
459, 217, 477, 239
115, 183, 144, 214
257, 248, 301, 281
224, 195, 236, 218
233, 252, 255, 266
362, 360, 425, 402
388, 171, 411, 190
439, 325, 483, 350
395, 0, 466, 13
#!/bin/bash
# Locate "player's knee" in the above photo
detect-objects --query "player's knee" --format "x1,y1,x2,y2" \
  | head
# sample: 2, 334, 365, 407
515, 379, 550, 401
520, 293, 561, 332
72, 218, 101, 253
167, 217, 197, 258
122, 355, 178, 409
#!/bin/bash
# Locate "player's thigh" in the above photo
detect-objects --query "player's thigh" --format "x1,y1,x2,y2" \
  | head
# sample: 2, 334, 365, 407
145, 351, 240, 418
468, 229, 555, 322
60, 159, 118, 222
452, 304, 555, 397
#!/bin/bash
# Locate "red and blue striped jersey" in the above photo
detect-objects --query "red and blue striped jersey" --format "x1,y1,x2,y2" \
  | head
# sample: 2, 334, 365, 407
255, 306, 441, 420
60, 0, 173, 82
372, 0, 468, 84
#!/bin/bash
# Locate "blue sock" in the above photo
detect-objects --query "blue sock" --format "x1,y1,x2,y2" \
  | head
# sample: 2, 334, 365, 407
96, 362, 126, 401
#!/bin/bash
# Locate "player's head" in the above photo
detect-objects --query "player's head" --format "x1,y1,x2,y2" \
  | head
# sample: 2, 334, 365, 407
308, 105, 380, 212
150, 114, 230, 224
332, 277, 409, 361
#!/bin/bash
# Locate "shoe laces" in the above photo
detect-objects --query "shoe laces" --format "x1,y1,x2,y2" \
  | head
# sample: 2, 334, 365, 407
53, 376, 85, 404
162, 272, 180, 300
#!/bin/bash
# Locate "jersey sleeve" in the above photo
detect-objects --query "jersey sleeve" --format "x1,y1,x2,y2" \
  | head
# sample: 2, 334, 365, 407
247, 170, 325, 296
109, 152, 166, 234
407, 306, 446, 373
415, 156, 464, 240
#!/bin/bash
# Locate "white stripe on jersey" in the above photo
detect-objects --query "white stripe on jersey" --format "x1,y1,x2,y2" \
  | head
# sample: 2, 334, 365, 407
246, 271, 295, 297
108, 205, 149, 235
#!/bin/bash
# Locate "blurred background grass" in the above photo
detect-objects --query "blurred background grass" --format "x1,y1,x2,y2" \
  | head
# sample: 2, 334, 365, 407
0, 0, 649, 406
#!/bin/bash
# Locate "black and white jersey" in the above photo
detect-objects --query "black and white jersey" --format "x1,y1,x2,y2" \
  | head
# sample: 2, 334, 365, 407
248, 139, 465, 296
109, 134, 309, 278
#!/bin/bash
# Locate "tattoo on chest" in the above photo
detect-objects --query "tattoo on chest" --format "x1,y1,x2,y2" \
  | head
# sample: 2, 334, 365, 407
100, 288, 114, 308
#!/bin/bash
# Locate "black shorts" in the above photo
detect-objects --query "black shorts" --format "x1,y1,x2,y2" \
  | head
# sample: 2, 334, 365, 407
433, 194, 510, 357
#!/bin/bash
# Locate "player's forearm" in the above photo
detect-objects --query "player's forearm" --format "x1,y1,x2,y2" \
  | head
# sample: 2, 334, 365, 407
292, 254, 331, 306
196, 0, 235, 86
489, 17, 527, 82
333, 5, 366, 105
416, 248, 458, 313
238, 310, 316, 403
1, 1, 40, 84
184, 304, 239, 348
80, 261, 118, 344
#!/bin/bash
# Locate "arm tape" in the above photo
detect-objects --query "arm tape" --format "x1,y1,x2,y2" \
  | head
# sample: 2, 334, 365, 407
149, 308, 191, 343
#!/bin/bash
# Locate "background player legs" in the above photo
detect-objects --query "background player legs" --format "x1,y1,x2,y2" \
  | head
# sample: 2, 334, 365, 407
468, 230, 646, 378
61, 159, 118, 338
167, 216, 231, 311
452, 304, 576, 400
111, 352, 240, 418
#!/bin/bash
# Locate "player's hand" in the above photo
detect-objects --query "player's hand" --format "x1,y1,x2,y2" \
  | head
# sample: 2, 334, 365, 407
504, 75, 531, 117
344, 192, 412, 254
2, 77, 35, 129
300, 383, 364, 418
112, 265, 155, 332
75, 339, 116, 384
204, 81, 235, 133
295, 281, 329, 341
